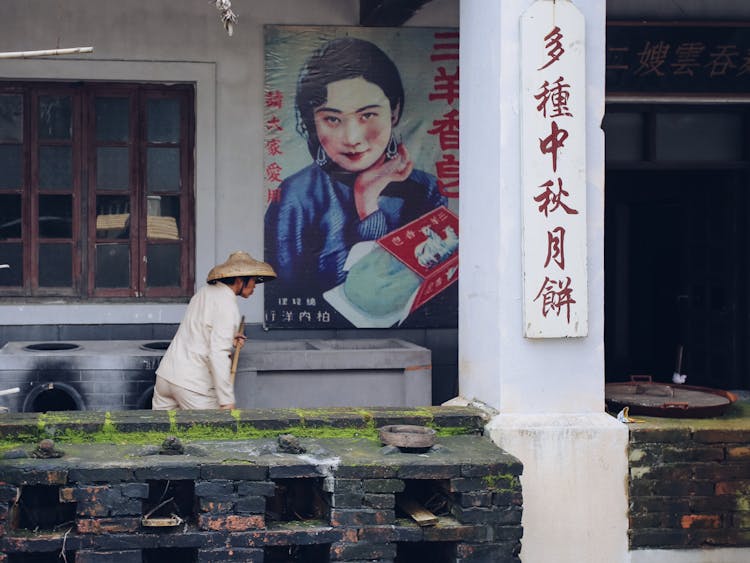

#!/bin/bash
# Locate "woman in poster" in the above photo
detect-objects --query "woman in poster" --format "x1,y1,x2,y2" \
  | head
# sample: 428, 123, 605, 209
265, 37, 447, 302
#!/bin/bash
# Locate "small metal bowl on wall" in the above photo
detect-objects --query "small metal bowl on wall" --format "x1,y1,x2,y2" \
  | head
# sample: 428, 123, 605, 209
378, 425, 437, 450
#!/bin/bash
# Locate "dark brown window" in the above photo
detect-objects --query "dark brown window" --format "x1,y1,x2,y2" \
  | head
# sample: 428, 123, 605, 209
0, 82, 195, 299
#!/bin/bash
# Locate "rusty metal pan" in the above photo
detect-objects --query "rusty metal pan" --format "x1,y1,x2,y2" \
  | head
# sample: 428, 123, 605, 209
379, 425, 436, 449
605, 375, 738, 418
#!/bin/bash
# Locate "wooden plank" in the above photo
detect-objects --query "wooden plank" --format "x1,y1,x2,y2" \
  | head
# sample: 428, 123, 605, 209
397, 498, 439, 527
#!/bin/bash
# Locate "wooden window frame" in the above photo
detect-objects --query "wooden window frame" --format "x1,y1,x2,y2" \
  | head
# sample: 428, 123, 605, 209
31, 85, 82, 297
604, 103, 750, 171
0, 81, 195, 300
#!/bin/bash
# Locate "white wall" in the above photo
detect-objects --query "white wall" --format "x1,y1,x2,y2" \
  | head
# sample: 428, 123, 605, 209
0, 0, 459, 327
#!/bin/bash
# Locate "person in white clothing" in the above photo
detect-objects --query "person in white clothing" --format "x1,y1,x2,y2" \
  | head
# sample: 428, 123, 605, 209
152, 251, 276, 410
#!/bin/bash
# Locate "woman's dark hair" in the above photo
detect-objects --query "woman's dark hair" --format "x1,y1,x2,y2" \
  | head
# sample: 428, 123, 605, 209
295, 37, 405, 158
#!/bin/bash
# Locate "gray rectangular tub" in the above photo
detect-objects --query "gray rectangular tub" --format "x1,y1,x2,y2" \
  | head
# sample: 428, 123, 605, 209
234, 338, 432, 408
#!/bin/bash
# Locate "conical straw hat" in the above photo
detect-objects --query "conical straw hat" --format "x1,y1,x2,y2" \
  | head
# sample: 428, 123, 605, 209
206, 251, 277, 283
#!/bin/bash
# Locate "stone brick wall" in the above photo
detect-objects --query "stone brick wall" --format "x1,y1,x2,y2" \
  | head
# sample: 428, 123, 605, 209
0, 407, 522, 563
628, 414, 750, 549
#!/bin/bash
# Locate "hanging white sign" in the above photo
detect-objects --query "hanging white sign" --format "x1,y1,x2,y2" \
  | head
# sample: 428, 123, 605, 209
520, 0, 588, 338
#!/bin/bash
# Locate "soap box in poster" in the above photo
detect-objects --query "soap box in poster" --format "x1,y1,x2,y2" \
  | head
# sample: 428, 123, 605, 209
323, 206, 459, 327
377, 205, 459, 313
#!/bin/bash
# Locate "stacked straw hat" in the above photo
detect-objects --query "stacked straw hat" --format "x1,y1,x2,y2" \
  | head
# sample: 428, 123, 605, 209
206, 251, 277, 283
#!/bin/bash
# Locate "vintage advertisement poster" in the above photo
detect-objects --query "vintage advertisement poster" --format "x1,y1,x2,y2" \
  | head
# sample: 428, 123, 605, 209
263, 25, 459, 329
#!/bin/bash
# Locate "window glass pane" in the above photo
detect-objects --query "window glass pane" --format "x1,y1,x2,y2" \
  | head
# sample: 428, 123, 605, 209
0, 194, 21, 239
655, 113, 742, 162
39, 194, 72, 238
97, 147, 129, 190
147, 147, 180, 193
96, 195, 130, 239
0, 145, 22, 188
0, 243, 23, 286
603, 112, 643, 162
96, 244, 130, 288
38, 95, 72, 140
39, 145, 72, 190
147, 98, 180, 143
146, 195, 180, 240
39, 243, 72, 287
147, 244, 180, 287
0, 94, 23, 141
95, 97, 129, 142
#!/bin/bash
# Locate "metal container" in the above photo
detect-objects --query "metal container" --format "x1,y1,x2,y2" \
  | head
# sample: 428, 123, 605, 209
379, 425, 436, 449
605, 375, 738, 418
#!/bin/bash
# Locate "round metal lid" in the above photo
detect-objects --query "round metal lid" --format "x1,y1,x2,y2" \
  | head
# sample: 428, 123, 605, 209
606, 375, 737, 418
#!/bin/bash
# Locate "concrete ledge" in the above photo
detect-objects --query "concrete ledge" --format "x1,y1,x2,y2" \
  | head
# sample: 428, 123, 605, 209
0, 406, 489, 444
629, 548, 750, 563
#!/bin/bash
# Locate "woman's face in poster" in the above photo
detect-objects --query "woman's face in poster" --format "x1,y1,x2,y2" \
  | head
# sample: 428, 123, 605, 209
313, 77, 396, 173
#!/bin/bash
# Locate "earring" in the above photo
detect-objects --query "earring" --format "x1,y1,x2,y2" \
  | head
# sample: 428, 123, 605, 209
385, 133, 398, 159
315, 144, 328, 167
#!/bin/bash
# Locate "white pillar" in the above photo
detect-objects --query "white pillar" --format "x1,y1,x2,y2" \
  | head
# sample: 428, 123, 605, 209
459, 1, 629, 561
460, 0, 605, 415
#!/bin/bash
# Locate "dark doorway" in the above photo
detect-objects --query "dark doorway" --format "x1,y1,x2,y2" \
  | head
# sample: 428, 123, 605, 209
604, 103, 750, 393
605, 168, 749, 391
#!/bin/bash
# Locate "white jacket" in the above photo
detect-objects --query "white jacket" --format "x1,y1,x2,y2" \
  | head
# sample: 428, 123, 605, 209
156, 282, 240, 406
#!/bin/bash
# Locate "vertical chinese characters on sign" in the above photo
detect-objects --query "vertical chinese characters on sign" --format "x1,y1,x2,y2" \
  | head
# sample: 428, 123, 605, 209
521, 0, 588, 337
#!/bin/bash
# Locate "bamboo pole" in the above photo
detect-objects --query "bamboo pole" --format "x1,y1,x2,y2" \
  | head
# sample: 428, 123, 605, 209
229, 315, 245, 386
0, 47, 93, 59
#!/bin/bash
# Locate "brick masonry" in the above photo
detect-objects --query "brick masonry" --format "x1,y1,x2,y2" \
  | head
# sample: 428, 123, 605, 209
0, 407, 523, 563
627, 400, 750, 549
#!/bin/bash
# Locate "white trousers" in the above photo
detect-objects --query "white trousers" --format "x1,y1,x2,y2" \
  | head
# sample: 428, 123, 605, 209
151, 376, 220, 410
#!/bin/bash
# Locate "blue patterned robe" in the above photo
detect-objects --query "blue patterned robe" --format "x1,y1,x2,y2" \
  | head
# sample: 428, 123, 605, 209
265, 163, 446, 293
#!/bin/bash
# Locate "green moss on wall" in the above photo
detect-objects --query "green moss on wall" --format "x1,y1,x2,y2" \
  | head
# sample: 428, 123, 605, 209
0, 407, 483, 451
483, 472, 521, 493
